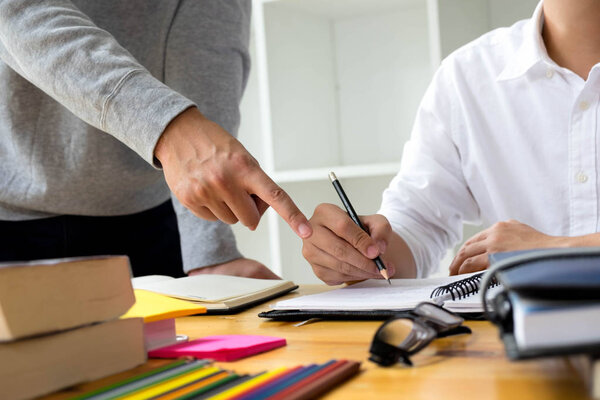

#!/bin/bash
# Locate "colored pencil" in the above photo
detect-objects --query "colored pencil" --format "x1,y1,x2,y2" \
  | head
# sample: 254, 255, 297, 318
191, 374, 256, 400
265, 360, 348, 400
84, 360, 210, 400
233, 366, 312, 400
247, 362, 333, 399
231, 366, 304, 400
206, 368, 288, 400
150, 371, 231, 400
174, 374, 242, 400
118, 366, 220, 400
275, 361, 361, 400
72, 359, 190, 400
78, 359, 360, 400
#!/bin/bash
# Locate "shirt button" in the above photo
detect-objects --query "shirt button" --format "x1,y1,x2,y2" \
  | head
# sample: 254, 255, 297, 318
546, 68, 554, 78
576, 172, 588, 183
579, 101, 590, 111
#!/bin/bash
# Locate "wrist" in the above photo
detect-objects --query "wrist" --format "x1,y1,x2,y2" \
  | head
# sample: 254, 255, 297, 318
554, 233, 600, 248
188, 265, 219, 276
154, 107, 203, 165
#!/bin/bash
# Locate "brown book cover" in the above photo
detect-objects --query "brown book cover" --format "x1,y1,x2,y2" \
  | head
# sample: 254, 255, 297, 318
0, 256, 135, 341
0, 318, 146, 400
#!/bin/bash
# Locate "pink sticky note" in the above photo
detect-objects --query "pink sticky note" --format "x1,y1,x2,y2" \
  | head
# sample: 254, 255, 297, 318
148, 335, 286, 361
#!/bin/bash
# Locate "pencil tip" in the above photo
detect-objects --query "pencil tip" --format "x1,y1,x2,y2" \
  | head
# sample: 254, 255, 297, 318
329, 171, 337, 182
380, 269, 390, 282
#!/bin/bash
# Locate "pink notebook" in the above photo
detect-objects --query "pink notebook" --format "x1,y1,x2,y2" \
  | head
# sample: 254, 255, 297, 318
148, 335, 286, 361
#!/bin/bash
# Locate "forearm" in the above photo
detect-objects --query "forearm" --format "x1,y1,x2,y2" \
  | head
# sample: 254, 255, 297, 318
0, 0, 193, 164
450, 220, 600, 275
556, 232, 600, 247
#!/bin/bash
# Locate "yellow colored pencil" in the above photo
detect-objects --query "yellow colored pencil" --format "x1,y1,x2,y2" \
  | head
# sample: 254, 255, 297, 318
153, 371, 231, 400
206, 367, 288, 400
117, 366, 220, 400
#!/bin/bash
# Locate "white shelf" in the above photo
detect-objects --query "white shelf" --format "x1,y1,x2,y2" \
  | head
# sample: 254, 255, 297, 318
272, 162, 402, 183
262, 0, 424, 20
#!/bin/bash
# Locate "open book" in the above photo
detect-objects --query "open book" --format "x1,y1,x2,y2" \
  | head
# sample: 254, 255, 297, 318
260, 272, 499, 320
131, 275, 298, 314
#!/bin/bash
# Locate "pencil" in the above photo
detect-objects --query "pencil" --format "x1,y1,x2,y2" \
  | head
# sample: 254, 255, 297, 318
329, 171, 391, 284
279, 360, 361, 400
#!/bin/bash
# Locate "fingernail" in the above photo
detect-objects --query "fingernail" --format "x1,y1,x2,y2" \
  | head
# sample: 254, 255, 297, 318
367, 245, 379, 258
377, 240, 387, 254
386, 262, 395, 277
298, 223, 312, 238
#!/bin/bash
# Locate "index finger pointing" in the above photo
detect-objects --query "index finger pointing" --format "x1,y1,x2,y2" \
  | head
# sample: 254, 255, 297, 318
249, 172, 312, 239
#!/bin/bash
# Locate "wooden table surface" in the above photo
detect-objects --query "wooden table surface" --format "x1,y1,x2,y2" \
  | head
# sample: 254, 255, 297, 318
46, 285, 589, 400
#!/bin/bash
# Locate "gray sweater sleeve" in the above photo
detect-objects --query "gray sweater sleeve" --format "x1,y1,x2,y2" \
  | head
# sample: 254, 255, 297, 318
0, 0, 194, 164
164, 0, 251, 273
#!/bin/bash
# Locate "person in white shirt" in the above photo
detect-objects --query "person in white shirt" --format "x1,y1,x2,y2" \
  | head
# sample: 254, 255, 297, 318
302, 0, 600, 285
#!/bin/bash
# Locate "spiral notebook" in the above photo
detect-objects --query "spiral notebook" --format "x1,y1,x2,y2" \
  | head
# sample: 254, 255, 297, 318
259, 272, 499, 321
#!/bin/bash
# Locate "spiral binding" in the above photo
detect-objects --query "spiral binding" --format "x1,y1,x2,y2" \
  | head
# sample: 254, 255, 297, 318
430, 272, 499, 301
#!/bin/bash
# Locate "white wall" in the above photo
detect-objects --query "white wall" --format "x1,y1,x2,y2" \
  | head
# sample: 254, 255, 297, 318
235, 0, 540, 283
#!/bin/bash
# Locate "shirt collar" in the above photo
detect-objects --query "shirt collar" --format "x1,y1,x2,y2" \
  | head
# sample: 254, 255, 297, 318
497, 1, 552, 82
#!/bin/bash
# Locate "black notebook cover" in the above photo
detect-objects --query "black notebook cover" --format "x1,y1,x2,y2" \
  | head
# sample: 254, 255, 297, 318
258, 308, 486, 321
259, 272, 497, 321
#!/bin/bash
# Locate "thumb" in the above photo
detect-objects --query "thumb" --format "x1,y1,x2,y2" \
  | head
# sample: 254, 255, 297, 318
361, 214, 391, 254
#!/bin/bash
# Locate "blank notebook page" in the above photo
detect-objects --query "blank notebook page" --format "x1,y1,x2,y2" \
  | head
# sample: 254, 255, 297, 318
132, 275, 290, 303
273, 272, 487, 311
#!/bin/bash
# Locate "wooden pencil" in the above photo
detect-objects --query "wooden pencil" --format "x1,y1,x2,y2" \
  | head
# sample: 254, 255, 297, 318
120, 366, 220, 400
229, 366, 304, 400
283, 361, 361, 400
151, 371, 231, 400
205, 368, 287, 400
265, 360, 347, 400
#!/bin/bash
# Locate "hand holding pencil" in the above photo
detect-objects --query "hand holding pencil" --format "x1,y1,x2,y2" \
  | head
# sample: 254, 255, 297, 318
301, 172, 398, 285
329, 172, 391, 284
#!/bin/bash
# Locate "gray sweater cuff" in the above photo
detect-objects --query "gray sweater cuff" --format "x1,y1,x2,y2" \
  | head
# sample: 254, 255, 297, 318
102, 70, 195, 165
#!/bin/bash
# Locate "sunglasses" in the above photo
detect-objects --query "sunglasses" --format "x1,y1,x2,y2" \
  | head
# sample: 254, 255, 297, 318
369, 302, 472, 367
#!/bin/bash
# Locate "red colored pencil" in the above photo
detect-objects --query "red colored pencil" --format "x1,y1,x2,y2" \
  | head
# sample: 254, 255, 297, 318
266, 360, 360, 400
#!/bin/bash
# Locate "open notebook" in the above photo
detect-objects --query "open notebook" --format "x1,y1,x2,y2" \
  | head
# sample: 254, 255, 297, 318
260, 272, 499, 320
132, 275, 298, 314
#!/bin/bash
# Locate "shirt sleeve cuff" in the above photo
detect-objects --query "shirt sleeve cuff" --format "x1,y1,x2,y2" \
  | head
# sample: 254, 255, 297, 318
378, 209, 446, 278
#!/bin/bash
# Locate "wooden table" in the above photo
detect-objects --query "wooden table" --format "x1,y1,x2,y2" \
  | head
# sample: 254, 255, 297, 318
46, 285, 589, 400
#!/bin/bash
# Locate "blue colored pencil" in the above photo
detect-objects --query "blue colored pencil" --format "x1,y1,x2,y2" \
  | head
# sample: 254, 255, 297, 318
247, 361, 336, 400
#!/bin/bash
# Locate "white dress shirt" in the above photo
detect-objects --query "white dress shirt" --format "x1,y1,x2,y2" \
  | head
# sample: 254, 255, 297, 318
379, 1, 600, 277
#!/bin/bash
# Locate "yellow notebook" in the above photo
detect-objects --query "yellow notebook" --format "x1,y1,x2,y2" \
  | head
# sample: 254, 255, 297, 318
122, 290, 206, 351
123, 290, 206, 322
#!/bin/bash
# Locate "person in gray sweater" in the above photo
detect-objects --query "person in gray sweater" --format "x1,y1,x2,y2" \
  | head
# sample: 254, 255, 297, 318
0, 0, 312, 277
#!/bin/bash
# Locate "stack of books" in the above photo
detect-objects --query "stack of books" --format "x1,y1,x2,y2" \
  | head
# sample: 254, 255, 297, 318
486, 248, 600, 399
0, 256, 147, 400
